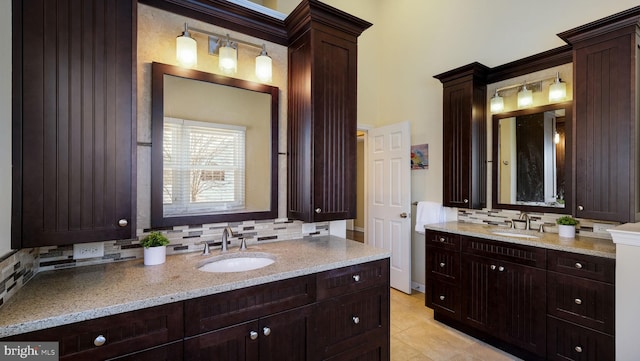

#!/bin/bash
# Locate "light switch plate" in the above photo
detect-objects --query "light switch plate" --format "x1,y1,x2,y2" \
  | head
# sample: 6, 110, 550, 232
73, 242, 105, 259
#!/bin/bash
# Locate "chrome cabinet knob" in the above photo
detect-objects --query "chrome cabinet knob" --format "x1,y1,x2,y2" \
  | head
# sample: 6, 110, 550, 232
490, 265, 497, 270
575, 346, 583, 353
352, 316, 360, 324
439, 237, 445, 242
263, 327, 271, 336
315, 208, 322, 214
439, 295, 445, 301
578, 205, 584, 211
439, 262, 445, 268
94, 335, 106, 347
498, 266, 505, 272
353, 274, 360, 282
463, 199, 469, 203
118, 219, 128, 227
575, 298, 583, 305
250, 331, 258, 340
575, 262, 583, 269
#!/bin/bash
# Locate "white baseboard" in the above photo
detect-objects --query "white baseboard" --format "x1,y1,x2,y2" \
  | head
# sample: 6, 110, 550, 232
411, 281, 425, 293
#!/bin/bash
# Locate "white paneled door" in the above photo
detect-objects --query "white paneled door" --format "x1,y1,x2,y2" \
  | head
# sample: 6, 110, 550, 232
367, 121, 411, 294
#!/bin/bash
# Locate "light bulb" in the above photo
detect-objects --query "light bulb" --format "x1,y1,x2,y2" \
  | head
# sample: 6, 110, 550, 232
176, 24, 197, 68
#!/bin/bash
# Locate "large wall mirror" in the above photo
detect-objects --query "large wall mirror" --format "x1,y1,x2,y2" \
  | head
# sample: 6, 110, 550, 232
151, 62, 279, 227
492, 101, 572, 214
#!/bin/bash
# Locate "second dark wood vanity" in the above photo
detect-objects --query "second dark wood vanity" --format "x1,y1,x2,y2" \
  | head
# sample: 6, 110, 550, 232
424, 226, 615, 361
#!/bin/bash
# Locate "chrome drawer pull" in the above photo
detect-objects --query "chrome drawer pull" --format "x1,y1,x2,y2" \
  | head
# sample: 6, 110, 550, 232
490, 265, 497, 270
94, 335, 106, 347
498, 266, 505, 272
575, 346, 583, 353
575, 262, 583, 269
352, 316, 360, 324
263, 327, 271, 336
575, 298, 582, 305
439, 262, 445, 268
250, 331, 258, 340
439, 237, 445, 242
353, 274, 360, 282
439, 295, 445, 301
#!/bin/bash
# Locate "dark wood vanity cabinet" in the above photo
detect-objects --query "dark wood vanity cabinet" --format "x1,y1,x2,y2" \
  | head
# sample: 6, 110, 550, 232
460, 237, 547, 357
558, 11, 640, 223
285, 1, 371, 223
434, 63, 488, 209
424, 230, 461, 320
13, 0, 136, 247
546, 250, 615, 361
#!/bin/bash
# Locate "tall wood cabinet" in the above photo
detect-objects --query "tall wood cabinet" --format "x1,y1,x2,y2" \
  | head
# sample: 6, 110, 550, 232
559, 9, 640, 223
434, 63, 488, 209
12, 0, 136, 247
285, 0, 371, 222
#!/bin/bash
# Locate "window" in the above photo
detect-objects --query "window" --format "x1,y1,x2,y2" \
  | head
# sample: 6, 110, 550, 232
163, 117, 246, 217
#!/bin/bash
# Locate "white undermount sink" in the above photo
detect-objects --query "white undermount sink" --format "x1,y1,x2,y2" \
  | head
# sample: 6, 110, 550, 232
492, 231, 540, 239
197, 252, 275, 273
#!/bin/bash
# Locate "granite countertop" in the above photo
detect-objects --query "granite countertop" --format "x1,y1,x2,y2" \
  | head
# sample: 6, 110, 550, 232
0, 236, 390, 338
424, 222, 616, 258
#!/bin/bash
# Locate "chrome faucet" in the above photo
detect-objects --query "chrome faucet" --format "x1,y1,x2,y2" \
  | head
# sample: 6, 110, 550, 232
519, 213, 531, 230
221, 227, 232, 252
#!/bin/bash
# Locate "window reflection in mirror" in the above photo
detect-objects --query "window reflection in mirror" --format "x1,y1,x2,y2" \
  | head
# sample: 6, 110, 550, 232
492, 102, 572, 214
151, 62, 279, 227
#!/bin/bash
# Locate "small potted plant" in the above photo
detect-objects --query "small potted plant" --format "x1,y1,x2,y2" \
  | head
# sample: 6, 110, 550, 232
140, 231, 170, 265
556, 216, 579, 238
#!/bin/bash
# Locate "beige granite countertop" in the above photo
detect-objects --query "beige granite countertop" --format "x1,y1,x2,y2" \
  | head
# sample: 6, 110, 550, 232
0, 236, 390, 338
424, 222, 616, 258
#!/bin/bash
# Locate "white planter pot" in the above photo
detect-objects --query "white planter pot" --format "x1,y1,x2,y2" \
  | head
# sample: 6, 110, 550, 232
144, 246, 167, 266
558, 224, 576, 238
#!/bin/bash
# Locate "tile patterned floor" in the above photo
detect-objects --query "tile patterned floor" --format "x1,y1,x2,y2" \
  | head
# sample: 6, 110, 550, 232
390, 289, 523, 361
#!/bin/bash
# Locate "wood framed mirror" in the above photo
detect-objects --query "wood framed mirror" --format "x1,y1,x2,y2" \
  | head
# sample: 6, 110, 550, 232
150, 62, 279, 227
492, 101, 572, 214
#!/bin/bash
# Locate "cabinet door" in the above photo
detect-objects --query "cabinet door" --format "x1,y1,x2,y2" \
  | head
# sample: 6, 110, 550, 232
495, 260, 546, 356
573, 31, 636, 222
259, 305, 314, 361
183, 321, 260, 361
461, 254, 496, 333
17, 0, 135, 247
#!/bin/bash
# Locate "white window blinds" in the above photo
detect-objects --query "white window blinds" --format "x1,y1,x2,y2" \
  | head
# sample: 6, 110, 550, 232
163, 117, 246, 217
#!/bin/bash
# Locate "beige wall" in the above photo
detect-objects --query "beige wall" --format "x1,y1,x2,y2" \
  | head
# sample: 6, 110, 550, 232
0, 1, 10, 257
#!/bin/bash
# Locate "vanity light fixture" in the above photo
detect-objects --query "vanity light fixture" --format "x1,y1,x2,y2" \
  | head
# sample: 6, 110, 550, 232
218, 35, 238, 74
548, 72, 567, 102
176, 23, 197, 68
255, 45, 272, 82
174, 24, 273, 82
517, 82, 533, 108
554, 131, 561, 144
490, 89, 504, 113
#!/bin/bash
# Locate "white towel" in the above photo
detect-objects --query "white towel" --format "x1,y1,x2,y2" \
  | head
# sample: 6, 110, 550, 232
415, 201, 444, 234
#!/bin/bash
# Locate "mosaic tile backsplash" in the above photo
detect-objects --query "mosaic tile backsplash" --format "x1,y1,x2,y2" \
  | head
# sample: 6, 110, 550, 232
456, 208, 618, 240
0, 219, 328, 309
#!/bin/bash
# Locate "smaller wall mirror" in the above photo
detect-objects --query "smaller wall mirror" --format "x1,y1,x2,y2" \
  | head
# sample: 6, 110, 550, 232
151, 62, 279, 227
492, 101, 572, 214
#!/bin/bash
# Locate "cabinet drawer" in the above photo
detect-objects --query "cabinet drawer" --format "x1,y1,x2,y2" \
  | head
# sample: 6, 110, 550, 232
462, 236, 546, 268
426, 279, 460, 320
316, 259, 389, 300
547, 316, 614, 361
315, 284, 389, 359
426, 247, 459, 282
547, 250, 615, 283
108, 341, 183, 361
547, 272, 614, 334
424, 230, 460, 250
5, 303, 183, 361
184, 275, 316, 336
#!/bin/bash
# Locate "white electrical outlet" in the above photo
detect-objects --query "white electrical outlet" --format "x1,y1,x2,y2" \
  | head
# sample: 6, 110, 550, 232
592, 223, 612, 234
73, 242, 105, 259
